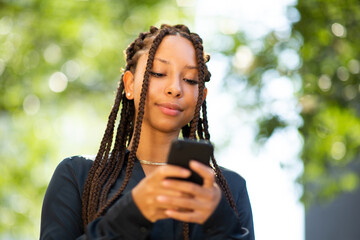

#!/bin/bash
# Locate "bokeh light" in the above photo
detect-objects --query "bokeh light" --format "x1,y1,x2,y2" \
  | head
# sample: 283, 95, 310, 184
318, 74, 331, 92
348, 59, 360, 74
233, 45, 254, 73
331, 23, 347, 38
336, 66, 349, 81
61, 60, 82, 81
23, 94, 41, 115
331, 141, 346, 160
49, 72, 68, 93
43, 43, 62, 65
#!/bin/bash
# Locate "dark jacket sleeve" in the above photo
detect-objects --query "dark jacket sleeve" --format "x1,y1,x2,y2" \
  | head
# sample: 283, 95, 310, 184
201, 171, 255, 240
81, 192, 153, 239
40, 157, 153, 240
234, 180, 255, 240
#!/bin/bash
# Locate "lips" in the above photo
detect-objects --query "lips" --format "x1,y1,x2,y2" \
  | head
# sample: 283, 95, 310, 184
156, 102, 183, 116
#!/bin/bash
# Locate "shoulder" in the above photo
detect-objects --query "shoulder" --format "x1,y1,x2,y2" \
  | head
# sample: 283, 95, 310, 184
218, 166, 247, 200
56, 155, 95, 172
41, 155, 95, 238
56, 155, 95, 173
51, 155, 95, 192
219, 166, 246, 187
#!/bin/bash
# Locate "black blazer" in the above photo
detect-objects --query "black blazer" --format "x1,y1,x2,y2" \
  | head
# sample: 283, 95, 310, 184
40, 153, 254, 240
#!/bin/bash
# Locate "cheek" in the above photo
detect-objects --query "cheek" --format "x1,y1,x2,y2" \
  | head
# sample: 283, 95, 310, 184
132, 74, 147, 107
133, 85, 141, 111
186, 87, 199, 108
145, 81, 159, 104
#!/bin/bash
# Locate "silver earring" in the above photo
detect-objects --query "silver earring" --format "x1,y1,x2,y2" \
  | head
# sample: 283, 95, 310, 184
127, 93, 131, 97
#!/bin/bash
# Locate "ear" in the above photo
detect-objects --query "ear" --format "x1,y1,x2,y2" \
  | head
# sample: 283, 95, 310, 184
123, 70, 134, 100
202, 87, 208, 103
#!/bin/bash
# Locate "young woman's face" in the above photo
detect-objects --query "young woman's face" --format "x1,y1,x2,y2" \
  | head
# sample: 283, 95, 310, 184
125, 35, 206, 134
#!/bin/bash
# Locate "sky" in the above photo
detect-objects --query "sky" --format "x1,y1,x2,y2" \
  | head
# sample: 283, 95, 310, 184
193, 0, 304, 239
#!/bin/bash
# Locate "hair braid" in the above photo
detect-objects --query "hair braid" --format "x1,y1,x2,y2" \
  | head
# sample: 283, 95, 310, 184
82, 80, 124, 226
87, 81, 125, 219
98, 97, 135, 207
183, 223, 190, 240
125, 101, 135, 145
201, 101, 211, 140
201, 100, 239, 215
197, 118, 204, 140
188, 34, 206, 139
98, 94, 131, 206
94, 88, 130, 203
81, 26, 160, 227
93, 28, 170, 218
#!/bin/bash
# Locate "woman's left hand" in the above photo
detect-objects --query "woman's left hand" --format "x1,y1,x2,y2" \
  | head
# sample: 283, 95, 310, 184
157, 160, 221, 224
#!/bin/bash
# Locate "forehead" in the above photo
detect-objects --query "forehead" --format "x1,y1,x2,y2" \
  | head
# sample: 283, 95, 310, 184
154, 35, 197, 64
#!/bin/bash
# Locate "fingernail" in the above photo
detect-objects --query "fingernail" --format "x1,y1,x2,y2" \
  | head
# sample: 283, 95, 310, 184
157, 195, 166, 202
182, 169, 191, 175
190, 160, 200, 167
165, 210, 173, 216
162, 180, 170, 186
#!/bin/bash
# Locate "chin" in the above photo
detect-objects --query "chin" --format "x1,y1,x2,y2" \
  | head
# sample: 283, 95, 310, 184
151, 120, 188, 134
156, 124, 182, 133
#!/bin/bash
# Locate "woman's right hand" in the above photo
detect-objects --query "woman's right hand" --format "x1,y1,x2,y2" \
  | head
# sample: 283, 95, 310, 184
131, 165, 191, 222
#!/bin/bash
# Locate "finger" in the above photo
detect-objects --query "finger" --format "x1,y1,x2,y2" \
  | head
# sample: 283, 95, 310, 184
153, 199, 185, 210
138, 184, 192, 210
156, 195, 204, 211
152, 188, 197, 210
152, 209, 172, 221
189, 160, 215, 188
152, 165, 191, 181
161, 179, 207, 198
157, 188, 186, 198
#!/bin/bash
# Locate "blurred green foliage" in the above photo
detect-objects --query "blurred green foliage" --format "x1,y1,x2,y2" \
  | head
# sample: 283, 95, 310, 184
295, 0, 360, 207
2, 0, 359, 238
0, 0, 193, 238
217, 0, 360, 208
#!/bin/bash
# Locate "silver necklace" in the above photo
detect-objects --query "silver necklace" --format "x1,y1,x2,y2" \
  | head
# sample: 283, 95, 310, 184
138, 159, 167, 166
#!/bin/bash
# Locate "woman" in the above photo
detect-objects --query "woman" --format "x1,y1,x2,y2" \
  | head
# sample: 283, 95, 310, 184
40, 24, 254, 240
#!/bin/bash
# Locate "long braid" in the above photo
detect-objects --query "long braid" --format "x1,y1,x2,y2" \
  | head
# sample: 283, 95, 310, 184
197, 118, 204, 139
98, 97, 135, 207
188, 34, 206, 139
125, 100, 135, 145
201, 100, 239, 215
81, 27, 154, 226
98, 94, 131, 206
92, 84, 130, 208
82, 80, 124, 226
87, 81, 125, 221
182, 223, 190, 240
94, 28, 170, 218
201, 101, 211, 140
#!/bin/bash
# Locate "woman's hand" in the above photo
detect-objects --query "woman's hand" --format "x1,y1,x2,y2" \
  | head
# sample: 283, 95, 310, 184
131, 165, 191, 222
132, 161, 221, 224
157, 161, 221, 224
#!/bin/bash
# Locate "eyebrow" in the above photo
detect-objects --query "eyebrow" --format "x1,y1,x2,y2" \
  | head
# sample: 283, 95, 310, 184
154, 57, 198, 70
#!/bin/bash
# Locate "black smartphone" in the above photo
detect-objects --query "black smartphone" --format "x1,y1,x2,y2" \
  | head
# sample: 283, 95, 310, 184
167, 139, 214, 185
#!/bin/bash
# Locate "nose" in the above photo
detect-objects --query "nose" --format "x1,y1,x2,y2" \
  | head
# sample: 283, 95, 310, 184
165, 75, 182, 97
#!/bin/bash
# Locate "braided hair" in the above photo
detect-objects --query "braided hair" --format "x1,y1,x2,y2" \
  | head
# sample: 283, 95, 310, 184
81, 24, 238, 239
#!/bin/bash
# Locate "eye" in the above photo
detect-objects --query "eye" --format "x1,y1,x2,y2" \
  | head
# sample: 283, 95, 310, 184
150, 71, 165, 78
184, 78, 199, 85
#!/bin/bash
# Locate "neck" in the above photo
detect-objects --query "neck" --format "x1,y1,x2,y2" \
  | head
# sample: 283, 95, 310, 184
128, 128, 179, 164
